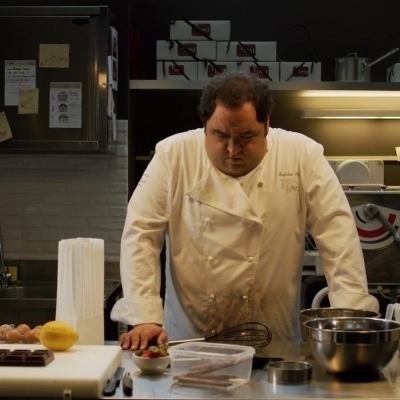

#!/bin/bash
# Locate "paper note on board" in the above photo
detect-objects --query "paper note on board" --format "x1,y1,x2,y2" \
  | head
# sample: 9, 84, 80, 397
4, 60, 36, 106
396, 147, 400, 161
39, 44, 69, 68
18, 88, 39, 114
112, 111, 117, 141
107, 84, 112, 117
108, 55, 118, 91
110, 26, 118, 90
49, 82, 82, 128
0, 112, 13, 143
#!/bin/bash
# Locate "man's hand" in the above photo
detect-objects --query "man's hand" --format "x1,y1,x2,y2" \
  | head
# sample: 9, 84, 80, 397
118, 323, 168, 351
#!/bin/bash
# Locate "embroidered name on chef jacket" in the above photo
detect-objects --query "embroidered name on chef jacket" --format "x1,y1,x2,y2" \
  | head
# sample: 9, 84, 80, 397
279, 172, 299, 193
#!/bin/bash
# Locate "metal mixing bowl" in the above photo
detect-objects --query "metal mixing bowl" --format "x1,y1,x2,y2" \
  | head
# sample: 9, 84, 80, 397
303, 317, 400, 375
299, 307, 381, 340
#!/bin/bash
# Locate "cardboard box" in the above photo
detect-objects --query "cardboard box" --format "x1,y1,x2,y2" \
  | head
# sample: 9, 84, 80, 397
170, 20, 230, 41
157, 40, 217, 61
197, 61, 238, 80
157, 61, 197, 80
238, 61, 280, 81
280, 62, 321, 81
217, 41, 276, 61
387, 64, 400, 82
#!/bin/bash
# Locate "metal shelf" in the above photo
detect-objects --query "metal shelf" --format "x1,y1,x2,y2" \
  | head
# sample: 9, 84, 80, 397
130, 80, 400, 163
130, 80, 400, 92
136, 154, 398, 161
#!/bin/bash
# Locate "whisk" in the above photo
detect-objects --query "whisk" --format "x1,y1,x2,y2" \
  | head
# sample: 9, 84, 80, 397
168, 322, 272, 350
305, 230, 317, 252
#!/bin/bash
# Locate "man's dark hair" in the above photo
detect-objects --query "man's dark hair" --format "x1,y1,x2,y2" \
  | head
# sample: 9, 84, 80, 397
197, 70, 274, 126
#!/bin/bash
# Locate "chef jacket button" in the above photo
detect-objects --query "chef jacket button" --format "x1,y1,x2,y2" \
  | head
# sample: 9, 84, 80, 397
211, 329, 217, 335
242, 295, 248, 300
205, 217, 211, 223
209, 294, 215, 299
247, 256, 254, 263
258, 181, 264, 187
208, 256, 214, 263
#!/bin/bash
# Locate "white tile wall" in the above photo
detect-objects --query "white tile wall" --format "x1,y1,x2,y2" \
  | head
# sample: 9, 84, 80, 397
0, 121, 129, 262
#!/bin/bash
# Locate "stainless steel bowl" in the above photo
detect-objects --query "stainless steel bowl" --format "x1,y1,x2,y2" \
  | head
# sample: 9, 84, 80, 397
303, 317, 400, 375
299, 307, 381, 340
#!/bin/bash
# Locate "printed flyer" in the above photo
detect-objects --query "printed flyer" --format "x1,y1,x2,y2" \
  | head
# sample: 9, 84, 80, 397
49, 82, 82, 128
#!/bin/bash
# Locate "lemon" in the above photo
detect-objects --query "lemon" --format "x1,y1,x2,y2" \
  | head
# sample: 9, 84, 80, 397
35, 321, 78, 351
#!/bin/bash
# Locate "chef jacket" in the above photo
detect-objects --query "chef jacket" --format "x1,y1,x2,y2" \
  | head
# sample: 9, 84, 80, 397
111, 128, 379, 342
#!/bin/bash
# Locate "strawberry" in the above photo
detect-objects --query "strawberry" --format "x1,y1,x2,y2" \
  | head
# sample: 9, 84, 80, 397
148, 346, 161, 358
138, 344, 169, 358
141, 349, 152, 358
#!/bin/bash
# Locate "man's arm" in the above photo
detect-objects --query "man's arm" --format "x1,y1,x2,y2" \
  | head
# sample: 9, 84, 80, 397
305, 154, 379, 312
111, 144, 170, 334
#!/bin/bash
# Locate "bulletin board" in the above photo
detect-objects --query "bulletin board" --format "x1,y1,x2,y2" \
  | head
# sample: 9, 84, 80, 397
0, 6, 115, 153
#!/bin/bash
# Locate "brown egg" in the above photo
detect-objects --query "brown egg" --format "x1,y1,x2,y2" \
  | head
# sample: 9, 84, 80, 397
0, 331, 5, 341
23, 329, 39, 344
5, 329, 22, 344
34, 325, 43, 331
16, 324, 30, 334
0, 325, 12, 336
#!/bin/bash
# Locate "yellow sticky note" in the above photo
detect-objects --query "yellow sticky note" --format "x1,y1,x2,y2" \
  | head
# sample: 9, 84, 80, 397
0, 112, 13, 142
18, 88, 39, 114
39, 44, 69, 68
396, 147, 400, 162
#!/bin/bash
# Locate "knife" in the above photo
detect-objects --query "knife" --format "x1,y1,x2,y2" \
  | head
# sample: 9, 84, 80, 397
122, 372, 133, 395
103, 366, 124, 396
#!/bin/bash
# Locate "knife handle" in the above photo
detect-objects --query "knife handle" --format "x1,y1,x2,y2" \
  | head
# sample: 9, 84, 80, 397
123, 372, 133, 395
103, 378, 119, 396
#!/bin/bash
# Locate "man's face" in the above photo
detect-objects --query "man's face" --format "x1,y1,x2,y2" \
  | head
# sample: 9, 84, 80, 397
204, 101, 269, 177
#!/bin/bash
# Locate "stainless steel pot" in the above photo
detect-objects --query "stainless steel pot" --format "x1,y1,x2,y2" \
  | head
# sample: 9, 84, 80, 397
334, 48, 399, 82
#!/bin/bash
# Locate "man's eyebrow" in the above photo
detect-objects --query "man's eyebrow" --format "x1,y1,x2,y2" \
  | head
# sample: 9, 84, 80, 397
212, 128, 228, 135
211, 128, 258, 137
236, 130, 258, 136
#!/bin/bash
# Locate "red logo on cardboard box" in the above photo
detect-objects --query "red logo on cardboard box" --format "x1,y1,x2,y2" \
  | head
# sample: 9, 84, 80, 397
250, 65, 269, 78
293, 66, 309, 77
169, 65, 185, 75
178, 43, 197, 56
207, 64, 227, 77
237, 44, 256, 57
192, 24, 211, 37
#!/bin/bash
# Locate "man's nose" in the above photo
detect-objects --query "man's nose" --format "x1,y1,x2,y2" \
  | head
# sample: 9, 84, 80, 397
227, 138, 241, 155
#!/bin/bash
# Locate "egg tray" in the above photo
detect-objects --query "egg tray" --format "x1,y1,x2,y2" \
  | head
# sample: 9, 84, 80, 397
0, 340, 40, 344
0, 349, 54, 367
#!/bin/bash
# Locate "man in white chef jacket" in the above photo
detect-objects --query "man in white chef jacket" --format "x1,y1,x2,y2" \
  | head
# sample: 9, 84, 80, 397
111, 70, 379, 350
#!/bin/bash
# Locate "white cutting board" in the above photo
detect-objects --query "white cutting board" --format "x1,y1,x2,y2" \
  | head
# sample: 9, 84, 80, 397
0, 344, 121, 398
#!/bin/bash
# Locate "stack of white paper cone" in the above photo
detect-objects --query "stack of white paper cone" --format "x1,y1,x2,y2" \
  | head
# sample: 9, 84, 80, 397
56, 238, 105, 345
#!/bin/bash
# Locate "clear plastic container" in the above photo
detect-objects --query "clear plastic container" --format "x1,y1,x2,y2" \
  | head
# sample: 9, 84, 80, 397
169, 342, 255, 390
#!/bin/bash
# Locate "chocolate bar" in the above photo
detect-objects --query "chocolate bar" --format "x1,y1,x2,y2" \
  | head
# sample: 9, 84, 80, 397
0, 349, 54, 366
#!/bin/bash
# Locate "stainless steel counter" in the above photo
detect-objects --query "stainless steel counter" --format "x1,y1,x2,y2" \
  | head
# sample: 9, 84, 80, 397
0, 341, 398, 399
105, 341, 400, 400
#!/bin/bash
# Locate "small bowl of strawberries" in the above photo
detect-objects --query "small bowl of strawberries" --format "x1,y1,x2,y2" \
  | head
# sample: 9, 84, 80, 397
132, 344, 170, 374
